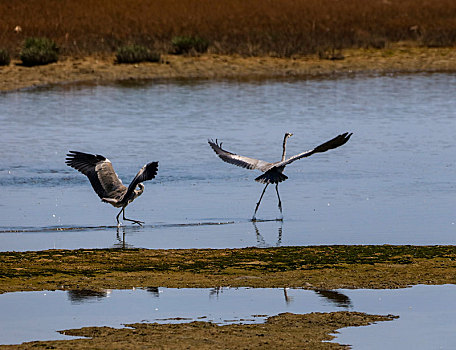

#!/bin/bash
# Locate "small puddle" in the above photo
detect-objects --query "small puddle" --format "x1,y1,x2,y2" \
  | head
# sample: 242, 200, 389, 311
1, 285, 456, 348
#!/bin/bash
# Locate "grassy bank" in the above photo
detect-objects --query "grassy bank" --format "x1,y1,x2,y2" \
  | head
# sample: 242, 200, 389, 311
1, 0, 456, 57
2, 46, 456, 92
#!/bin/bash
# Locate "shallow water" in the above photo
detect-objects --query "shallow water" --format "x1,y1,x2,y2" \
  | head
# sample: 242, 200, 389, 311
1, 74, 456, 250
1, 285, 455, 348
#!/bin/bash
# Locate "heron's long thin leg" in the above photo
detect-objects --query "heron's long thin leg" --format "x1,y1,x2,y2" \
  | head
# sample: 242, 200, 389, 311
122, 208, 144, 226
275, 184, 283, 220
116, 208, 124, 227
252, 184, 269, 221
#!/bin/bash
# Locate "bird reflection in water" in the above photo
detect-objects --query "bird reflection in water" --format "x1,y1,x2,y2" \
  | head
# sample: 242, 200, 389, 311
283, 288, 294, 305
146, 287, 160, 297
67, 289, 110, 304
253, 221, 283, 248
113, 226, 135, 249
314, 289, 352, 308
283, 288, 351, 307
209, 286, 225, 298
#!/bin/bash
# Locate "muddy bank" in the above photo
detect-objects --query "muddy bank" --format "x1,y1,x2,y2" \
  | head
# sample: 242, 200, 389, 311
1, 46, 456, 92
2, 245, 456, 293
0, 312, 396, 350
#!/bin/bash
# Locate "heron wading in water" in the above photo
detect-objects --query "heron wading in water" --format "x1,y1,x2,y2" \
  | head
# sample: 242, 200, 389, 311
209, 132, 352, 221
66, 151, 158, 226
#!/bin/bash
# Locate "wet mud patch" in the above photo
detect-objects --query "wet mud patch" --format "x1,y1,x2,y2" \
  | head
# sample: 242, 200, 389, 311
1, 245, 456, 293
0, 312, 397, 349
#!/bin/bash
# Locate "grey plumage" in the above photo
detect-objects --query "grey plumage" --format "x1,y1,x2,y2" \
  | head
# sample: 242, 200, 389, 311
66, 151, 158, 226
209, 132, 352, 220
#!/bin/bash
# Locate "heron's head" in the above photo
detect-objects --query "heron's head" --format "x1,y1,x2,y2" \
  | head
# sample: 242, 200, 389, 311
285, 132, 293, 139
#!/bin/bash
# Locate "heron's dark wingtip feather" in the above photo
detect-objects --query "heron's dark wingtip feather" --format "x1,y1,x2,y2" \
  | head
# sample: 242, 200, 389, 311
313, 132, 353, 153
143, 161, 159, 181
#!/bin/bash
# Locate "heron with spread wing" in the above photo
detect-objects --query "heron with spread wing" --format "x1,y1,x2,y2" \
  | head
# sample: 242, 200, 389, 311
209, 132, 352, 221
66, 151, 158, 226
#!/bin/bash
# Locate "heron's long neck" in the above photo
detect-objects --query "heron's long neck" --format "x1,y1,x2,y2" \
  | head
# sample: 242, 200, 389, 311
134, 183, 145, 198
281, 137, 289, 162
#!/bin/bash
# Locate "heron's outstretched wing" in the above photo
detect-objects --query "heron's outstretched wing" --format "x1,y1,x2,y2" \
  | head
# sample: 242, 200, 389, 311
273, 132, 352, 168
65, 151, 126, 199
124, 161, 159, 200
208, 139, 272, 171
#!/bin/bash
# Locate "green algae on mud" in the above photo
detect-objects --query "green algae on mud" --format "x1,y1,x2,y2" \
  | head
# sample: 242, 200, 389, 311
0, 312, 397, 350
1, 245, 456, 293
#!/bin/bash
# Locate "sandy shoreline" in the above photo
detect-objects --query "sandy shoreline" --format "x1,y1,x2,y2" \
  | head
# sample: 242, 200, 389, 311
1, 46, 456, 92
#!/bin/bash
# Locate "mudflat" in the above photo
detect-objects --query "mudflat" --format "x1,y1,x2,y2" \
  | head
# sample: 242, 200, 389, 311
2, 245, 456, 293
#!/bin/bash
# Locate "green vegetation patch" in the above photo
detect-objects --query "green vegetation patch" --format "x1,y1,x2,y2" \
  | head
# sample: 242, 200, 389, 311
115, 44, 161, 64
20, 37, 59, 66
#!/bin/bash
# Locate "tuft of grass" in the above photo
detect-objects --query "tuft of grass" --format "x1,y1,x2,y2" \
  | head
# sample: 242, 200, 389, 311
171, 36, 209, 55
20, 37, 59, 66
0, 49, 10, 66
115, 44, 161, 64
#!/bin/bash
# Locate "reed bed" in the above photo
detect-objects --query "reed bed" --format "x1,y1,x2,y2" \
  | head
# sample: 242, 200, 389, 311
1, 0, 456, 57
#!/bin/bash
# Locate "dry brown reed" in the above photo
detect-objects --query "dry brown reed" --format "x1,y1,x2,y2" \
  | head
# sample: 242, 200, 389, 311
1, 0, 456, 57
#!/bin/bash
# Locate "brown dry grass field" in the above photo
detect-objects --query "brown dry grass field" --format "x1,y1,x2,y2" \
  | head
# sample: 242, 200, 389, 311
2, 0, 456, 57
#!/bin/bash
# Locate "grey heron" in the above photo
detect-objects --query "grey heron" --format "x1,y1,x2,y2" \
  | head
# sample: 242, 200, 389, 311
65, 151, 158, 226
208, 132, 352, 221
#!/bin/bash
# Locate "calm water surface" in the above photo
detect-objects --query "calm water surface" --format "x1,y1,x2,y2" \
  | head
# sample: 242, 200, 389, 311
1, 74, 455, 250
1, 285, 455, 349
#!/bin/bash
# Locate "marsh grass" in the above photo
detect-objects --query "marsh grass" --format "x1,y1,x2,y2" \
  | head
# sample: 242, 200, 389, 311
171, 36, 209, 55
115, 44, 160, 63
0, 49, 10, 66
2, 0, 456, 57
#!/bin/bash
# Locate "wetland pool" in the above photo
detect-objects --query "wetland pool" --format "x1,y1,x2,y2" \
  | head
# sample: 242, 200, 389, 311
0, 285, 455, 349
1, 73, 455, 250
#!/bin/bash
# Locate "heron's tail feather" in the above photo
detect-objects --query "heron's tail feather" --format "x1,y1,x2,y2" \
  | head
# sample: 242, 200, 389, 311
255, 170, 288, 184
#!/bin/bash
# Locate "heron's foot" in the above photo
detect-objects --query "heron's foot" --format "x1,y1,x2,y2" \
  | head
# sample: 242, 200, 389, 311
124, 218, 144, 226
251, 216, 257, 222
276, 217, 284, 222
117, 222, 123, 228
